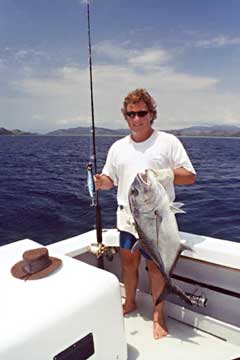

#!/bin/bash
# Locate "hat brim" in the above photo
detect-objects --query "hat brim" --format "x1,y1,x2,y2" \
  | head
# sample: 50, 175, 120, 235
11, 257, 62, 280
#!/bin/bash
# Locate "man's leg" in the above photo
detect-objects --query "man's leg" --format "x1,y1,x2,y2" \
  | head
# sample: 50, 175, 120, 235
147, 260, 168, 339
120, 248, 141, 314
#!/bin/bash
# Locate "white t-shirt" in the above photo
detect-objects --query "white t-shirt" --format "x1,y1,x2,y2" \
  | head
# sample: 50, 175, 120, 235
102, 130, 196, 205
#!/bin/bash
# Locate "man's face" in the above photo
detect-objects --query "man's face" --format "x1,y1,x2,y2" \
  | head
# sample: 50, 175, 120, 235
125, 101, 154, 134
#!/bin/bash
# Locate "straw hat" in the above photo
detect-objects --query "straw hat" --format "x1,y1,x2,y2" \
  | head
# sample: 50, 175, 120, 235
11, 247, 62, 280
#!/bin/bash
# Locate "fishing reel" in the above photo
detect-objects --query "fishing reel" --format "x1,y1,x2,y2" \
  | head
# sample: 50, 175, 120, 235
187, 292, 208, 307
88, 243, 118, 261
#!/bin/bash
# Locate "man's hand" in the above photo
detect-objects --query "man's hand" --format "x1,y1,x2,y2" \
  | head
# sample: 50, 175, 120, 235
173, 167, 196, 185
94, 174, 114, 190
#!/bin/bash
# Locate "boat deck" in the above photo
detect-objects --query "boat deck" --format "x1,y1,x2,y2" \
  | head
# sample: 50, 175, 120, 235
124, 290, 239, 360
0, 236, 239, 359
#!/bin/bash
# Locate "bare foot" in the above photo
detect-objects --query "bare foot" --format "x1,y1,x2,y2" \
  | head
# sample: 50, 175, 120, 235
122, 302, 137, 315
153, 320, 168, 339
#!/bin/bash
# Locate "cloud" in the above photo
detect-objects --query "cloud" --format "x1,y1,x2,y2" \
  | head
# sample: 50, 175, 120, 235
11, 66, 88, 97
195, 35, 240, 48
94, 41, 130, 62
1, 42, 240, 132
93, 41, 218, 90
0, 58, 6, 71
94, 41, 171, 69
0, 47, 51, 69
79, 0, 89, 4
128, 49, 171, 68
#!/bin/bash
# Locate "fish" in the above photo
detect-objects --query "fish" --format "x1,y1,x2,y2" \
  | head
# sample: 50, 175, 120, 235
128, 168, 195, 306
87, 162, 96, 206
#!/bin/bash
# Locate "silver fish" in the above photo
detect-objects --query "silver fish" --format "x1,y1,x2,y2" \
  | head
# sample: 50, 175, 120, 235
128, 168, 194, 306
87, 162, 96, 206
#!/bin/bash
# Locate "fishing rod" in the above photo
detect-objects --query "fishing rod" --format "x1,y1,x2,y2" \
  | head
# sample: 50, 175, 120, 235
86, 0, 104, 269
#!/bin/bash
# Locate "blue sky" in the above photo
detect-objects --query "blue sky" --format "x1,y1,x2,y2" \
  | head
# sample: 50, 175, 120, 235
1, 0, 240, 133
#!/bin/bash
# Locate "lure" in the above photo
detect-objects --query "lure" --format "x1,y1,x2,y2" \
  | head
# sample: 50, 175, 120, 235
87, 162, 96, 206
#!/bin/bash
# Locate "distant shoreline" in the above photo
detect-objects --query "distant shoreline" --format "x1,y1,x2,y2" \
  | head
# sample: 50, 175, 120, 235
1, 125, 240, 138
1, 134, 240, 139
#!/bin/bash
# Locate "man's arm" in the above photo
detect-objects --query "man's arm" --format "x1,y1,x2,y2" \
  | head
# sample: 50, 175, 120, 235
94, 174, 114, 190
173, 167, 196, 185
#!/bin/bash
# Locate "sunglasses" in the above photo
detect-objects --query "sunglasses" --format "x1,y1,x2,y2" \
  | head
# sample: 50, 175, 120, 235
126, 111, 149, 118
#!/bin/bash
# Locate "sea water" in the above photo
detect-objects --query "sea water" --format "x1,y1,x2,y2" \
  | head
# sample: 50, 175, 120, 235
0, 135, 239, 246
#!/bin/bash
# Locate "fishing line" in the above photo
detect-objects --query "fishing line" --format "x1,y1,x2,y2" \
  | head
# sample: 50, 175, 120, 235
87, 0, 97, 174
85, 0, 104, 268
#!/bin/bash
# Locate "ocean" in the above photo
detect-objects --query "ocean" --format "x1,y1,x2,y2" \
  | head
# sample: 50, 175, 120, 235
0, 135, 239, 246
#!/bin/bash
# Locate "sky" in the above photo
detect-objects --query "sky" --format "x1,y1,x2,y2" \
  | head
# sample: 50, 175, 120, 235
1, 0, 240, 133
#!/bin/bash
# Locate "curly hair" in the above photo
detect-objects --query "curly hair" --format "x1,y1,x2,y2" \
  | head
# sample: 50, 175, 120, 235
121, 88, 157, 124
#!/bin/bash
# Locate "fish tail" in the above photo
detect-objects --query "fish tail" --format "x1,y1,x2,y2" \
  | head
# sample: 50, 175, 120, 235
155, 285, 169, 306
155, 281, 194, 307
168, 282, 194, 306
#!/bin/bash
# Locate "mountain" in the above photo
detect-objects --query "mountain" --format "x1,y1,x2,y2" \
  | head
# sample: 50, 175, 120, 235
46, 125, 240, 137
167, 125, 240, 137
0, 127, 37, 136
0, 127, 12, 135
1, 124, 240, 137
45, 126, 130, 136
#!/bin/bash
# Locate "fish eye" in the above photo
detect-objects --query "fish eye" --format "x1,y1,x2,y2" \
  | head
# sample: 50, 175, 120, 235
131, 188, 139, 196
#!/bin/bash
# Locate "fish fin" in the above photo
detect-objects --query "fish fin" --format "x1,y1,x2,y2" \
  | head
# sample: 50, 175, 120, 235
131, 240, 141, 253
180, 241, 193, 253
170, 202, 186, 214
173, 202, 184, 209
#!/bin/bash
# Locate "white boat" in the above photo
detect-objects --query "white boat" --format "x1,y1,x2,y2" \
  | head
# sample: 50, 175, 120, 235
1, 229, 239, 359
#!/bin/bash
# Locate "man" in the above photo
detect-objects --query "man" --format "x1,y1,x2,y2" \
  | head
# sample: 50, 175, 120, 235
94, 88, 196, 339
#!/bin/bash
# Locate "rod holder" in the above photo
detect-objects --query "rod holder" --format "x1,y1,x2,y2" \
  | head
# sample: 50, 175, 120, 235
88, 243, 118, 261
